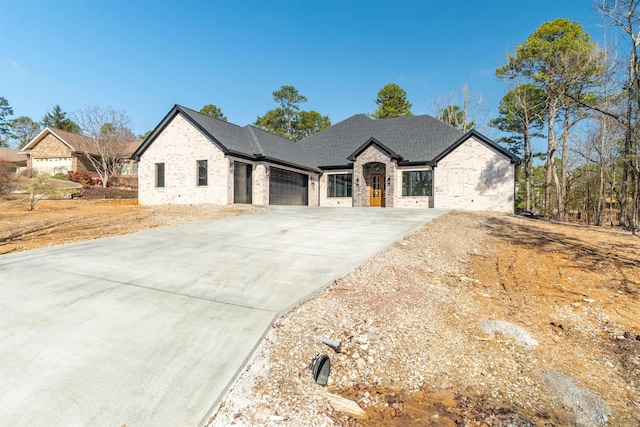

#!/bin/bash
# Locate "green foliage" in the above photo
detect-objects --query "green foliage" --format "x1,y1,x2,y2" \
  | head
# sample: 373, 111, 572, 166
437, 105, 475, 131
490, 84, 546, 155
255, 108, 287, 138
26, 173, 55, 211
496, 19, 594, 84
139, 130, 152, 140
200, 104, 227, 121
0, 97, 14, 147
371, 84, 413, 119
295, 110, 331, 139
255, 85, 330, 141
11, 116, 42, 149
52, 172, 68, 180
42, 105, 80, 133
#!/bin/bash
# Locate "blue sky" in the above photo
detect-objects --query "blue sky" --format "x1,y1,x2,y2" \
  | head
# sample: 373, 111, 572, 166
1, 0, 604, 139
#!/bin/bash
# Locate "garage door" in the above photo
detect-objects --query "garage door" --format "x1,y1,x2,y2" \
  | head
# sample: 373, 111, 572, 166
269, 167, 308, 205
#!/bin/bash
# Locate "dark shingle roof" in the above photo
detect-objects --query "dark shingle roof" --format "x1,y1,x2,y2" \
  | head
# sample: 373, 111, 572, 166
301, 114, 467, 167
134, 105, 519, 170
176, 106, 318, 170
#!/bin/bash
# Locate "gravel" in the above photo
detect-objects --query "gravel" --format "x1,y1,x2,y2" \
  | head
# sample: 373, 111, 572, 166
543, 370, 612, 426
479, 320, 539, 350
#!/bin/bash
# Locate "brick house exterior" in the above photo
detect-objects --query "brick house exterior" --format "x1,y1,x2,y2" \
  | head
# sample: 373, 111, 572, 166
134, 105, 520, 212
21, 128, 141, 186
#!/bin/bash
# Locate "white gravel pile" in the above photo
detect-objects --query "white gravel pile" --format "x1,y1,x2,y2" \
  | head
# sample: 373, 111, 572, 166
478, 320, 539, 349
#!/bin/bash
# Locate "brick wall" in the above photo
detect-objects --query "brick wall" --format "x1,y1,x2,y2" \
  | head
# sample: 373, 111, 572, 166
138, 114, 230, 205
434, 136, 515, 212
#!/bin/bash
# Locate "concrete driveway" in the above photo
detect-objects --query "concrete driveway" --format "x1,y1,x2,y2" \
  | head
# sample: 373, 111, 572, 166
0, 206, 447, 426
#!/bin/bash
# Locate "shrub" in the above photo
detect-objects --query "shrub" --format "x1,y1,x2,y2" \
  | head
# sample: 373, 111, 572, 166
0, 160, 18, 195
52, 172, 68, 180
68, 171, 94, 188
19, 167, 38, 178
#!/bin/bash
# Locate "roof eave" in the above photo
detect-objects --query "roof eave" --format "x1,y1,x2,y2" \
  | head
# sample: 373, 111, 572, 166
432, 129, 521, 165
132, 105, 230, 160
347, 137, 403, 162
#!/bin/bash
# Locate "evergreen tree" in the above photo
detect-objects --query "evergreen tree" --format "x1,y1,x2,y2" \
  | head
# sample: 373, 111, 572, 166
372, 84, 413, 119
42, 105, 80, 133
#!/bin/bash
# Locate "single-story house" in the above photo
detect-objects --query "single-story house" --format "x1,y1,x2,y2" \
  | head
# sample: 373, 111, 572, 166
21, 127, 142, 186
133, 105, 520, 212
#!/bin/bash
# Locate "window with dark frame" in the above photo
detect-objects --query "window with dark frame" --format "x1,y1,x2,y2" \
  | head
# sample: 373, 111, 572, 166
327, 173, 352, 197
402, 170, 432, 196
197, 160, 208, 186
155, 163, 165, 188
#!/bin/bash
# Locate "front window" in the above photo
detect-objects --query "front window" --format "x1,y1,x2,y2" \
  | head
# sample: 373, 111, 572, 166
132, 161, 138, 175
328, 173, 352, 197
121, 162, 130, 175
197, 160, 208, 186
402, 170, 432, 196
155, 163, 165, 187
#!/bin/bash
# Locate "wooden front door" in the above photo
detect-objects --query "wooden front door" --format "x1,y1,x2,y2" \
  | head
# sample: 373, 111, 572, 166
370, 174, 385, 207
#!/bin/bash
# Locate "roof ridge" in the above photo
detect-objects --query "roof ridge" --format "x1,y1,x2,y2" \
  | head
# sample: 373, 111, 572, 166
176, 105, 243, 129
245, 126, 265, 155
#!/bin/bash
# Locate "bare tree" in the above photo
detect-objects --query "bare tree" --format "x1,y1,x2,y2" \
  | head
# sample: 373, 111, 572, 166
0, 157, 18, 195
26, 173, 55, 211
75, 106, 135, 188
432, 84, 485, 132
597, 0, 640, 232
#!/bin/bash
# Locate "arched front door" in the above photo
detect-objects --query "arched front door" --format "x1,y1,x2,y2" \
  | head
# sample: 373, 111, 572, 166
369, 173, 385, 207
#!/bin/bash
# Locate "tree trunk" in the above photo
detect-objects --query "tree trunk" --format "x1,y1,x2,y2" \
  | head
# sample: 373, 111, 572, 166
545, 98, 558, 218
559, 108, 570, 221
524, 128, 532, 212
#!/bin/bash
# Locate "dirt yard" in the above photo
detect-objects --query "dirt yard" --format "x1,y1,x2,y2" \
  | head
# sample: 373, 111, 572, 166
0, 195, 261, 254
1, 198, 638, 426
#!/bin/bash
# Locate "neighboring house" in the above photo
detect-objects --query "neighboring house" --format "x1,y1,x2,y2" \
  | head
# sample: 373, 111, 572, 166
21, 127, 141, 186
133, 105, 520, 212
0, 147, 27, 171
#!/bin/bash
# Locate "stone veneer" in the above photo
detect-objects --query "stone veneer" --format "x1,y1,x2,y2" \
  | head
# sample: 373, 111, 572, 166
352, 145, 396, 208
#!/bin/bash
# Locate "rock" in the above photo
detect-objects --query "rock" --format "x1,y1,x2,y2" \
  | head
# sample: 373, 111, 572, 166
353, 336, 368, 344
356, 358, 366, 370
583, 298, 596, 304
571, 302, 582, 307
623, 331, 637, 340
326, 392, 368, 420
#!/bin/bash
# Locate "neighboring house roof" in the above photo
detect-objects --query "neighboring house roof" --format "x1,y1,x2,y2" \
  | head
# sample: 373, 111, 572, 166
0, 147, 27, 163
133, 105, 521, 170
22, 127, 142, 158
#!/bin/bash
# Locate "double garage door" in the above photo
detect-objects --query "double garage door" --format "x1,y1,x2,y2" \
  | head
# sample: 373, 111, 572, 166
269, 167, 308, 206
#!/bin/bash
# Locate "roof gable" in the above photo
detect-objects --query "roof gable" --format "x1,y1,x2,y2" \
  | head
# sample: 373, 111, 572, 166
432, 129, 521, 165
24, 127, 141, 158
133, 105, 320, 171
134, 106, 520, 171
347, 137, 403, 162
22, 127, 76, 152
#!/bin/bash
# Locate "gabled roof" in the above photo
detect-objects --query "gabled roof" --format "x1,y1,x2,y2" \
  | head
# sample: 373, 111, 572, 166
133, 105, 320, 171
301, 114, 469, 167
22, 127, 141, 158
432, 129, 520, 164
347, 137, 403, 162
134, 105, 520, 171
